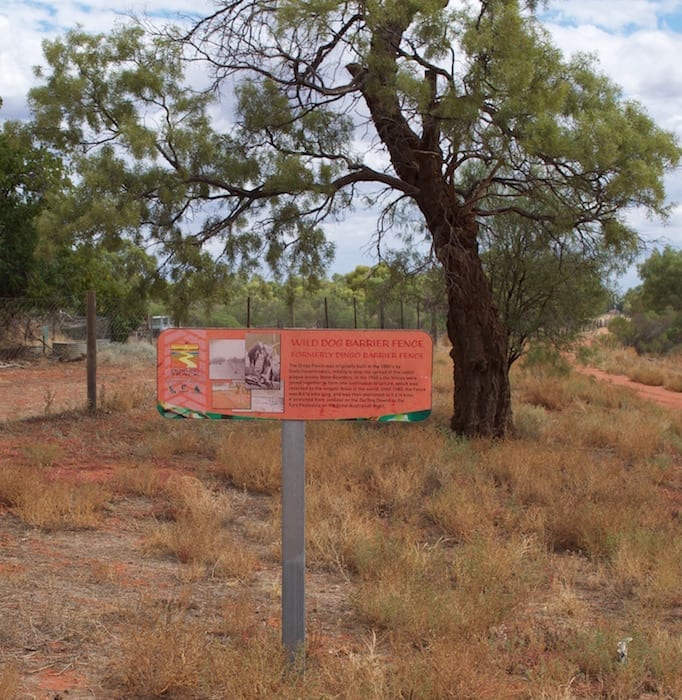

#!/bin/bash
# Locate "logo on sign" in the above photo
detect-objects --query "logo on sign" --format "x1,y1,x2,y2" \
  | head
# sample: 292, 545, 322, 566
171, 344, 199, 369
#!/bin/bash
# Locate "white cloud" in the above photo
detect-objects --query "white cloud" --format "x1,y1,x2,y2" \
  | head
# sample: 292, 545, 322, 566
545, 0, 682, 32
545, 23, 682, 130
0, 1, 209, 107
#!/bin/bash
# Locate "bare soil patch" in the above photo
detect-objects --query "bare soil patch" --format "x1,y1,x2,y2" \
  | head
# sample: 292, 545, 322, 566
0, 358, 155, 421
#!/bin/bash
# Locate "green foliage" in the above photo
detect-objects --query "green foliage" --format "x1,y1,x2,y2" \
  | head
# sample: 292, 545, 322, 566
22, 1, 681, 434
480, 211, 616, 365
28, 24, 337, 284
161, 264, 437, 332
28, 3, 678, 290
634, 246, 682, 312
609, 310, 682, 355
520, 344, 572, 376
0, 119, 63, 297
29, 239, 162, 341
612, 247, 682, 355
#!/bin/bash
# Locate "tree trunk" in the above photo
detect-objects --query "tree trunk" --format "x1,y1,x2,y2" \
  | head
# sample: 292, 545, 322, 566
348, 26, 512, 436
432, 216, 513, 437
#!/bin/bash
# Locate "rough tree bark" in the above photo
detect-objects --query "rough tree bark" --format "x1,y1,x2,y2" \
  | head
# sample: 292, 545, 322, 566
439, 235, 512, 437
421, 196, 513, 437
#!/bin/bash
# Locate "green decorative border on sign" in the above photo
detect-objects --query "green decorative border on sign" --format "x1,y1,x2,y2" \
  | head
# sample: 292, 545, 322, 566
157, 402, 430, 423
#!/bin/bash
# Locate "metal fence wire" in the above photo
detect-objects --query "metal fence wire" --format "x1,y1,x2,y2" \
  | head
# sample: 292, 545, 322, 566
0, 297, 120, 363
0, 292, 445, 365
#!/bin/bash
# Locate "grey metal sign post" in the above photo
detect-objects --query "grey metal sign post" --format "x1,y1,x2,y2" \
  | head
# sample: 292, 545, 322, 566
281, 420, 306, 664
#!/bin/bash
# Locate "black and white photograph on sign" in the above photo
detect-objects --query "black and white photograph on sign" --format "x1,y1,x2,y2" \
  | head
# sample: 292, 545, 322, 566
245, 333, 281, 391
208, 339, 246, 380
249, 381, 285, 413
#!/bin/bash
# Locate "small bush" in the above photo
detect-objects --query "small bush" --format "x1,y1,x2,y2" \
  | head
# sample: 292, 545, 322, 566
628, 363, 666, 386
610, 311, 682, 355
663, 372, 682, 392
98, 341, 156, 365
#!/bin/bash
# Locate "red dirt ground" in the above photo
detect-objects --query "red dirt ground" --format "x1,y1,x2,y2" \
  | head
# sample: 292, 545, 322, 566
0, 358, 155, 421
0, 355, 679, 697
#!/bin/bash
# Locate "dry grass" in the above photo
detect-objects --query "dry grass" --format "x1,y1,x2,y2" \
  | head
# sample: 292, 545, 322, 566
0, 337, 680, 698
663, 371, 682, 392
0, 464, 111, 529
113, 460, 164, 497
99, 378, 156, 413
0, 664, 19, 699
590, 339, 682, 393
110, 600, 209, 697
215, 423, 282, 493
22, 440, 64, 467
143, 474, 259, 580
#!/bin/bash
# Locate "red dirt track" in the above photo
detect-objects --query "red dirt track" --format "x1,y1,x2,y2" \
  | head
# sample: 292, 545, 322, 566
576, 365, 682, 411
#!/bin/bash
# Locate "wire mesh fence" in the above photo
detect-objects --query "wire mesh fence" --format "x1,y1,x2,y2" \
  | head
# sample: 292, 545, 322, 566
0, 294, 156, 419
0, 297, 110, 363
0, 292, 445, 419
0, 291, 445, 364
177, 293, 444, 337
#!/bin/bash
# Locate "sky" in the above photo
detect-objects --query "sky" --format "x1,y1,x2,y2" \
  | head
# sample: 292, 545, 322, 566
1, 1, 682, 290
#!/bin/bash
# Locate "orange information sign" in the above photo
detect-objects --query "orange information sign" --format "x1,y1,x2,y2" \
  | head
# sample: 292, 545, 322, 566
157, 328, 432, 421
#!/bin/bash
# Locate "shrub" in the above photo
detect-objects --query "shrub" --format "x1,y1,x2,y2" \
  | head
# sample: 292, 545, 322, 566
610, 311, 682, 354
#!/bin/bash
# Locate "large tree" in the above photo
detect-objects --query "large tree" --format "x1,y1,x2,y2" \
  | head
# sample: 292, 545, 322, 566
29, 1, 679, 435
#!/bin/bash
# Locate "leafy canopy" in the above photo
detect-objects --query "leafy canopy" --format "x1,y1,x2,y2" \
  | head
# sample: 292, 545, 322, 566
27, 3, 679, 288
635, 246, 682, 313
0, 116, 63, 297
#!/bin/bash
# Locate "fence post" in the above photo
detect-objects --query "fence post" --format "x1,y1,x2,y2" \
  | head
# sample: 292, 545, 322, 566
86, 290, 97, 415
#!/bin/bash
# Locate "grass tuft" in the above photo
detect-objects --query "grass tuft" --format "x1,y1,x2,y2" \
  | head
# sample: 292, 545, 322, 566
0, 464, 110, 529
144, 474, 257, 580
111, 604, 206, 697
